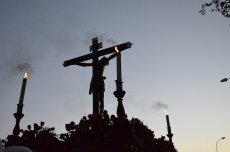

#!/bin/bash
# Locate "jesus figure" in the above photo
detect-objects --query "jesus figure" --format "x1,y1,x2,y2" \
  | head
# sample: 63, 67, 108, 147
74, 53, 117, 113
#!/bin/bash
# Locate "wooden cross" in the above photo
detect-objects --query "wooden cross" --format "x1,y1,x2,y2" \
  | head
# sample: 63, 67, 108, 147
63, 37, 132, 114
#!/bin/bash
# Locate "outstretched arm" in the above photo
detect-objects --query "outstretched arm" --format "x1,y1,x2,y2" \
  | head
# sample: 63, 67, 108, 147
73, 62, 93, 67
107, 53, 117, 61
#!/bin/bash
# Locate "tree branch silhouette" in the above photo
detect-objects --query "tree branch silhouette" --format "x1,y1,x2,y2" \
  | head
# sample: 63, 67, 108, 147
200, 0, 230, 18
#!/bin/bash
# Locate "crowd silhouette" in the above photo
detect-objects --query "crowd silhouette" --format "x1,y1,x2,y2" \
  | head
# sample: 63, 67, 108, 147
2, 111, 177, 152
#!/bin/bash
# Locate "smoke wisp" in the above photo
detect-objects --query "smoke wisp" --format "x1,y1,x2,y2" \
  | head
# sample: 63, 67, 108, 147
84, 30, 117, 47
16, 62, 33, 74
153, 101, 168, 114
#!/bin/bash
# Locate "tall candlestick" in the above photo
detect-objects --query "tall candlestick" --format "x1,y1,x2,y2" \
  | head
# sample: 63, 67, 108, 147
113, 46, 127, 118
166, 114, 173, 143
17, 72, 28, 114
13, 72, 28, 136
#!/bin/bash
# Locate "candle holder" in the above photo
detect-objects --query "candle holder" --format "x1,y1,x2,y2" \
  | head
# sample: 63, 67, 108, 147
13, 112, 24, 136
114, 80, 126, 118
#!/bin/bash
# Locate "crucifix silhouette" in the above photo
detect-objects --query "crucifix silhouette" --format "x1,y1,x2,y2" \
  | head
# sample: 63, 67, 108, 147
63, 37, 132, 114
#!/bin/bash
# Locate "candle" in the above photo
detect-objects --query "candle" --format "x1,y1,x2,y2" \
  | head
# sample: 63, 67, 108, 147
115, 47, 123, 91
115, 47, 122, 81
117, 53, 122, 81
166, 115, 171, 129
17, 72, 28, 113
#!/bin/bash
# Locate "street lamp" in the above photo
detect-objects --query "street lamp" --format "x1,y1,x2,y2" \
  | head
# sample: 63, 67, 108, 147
216, 137, 225, 152
220, 78, 230, 82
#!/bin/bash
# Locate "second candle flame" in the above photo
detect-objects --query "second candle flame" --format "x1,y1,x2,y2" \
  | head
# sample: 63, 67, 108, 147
115, 46, 119, 53
24, 72, 28, 79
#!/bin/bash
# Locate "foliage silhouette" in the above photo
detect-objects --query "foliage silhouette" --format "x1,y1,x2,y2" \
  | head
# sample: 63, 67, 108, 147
200, 0, 230, 17
3, 111, 177, 152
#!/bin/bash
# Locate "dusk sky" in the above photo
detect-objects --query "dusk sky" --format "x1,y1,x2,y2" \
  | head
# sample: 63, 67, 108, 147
0, 1, 230, 152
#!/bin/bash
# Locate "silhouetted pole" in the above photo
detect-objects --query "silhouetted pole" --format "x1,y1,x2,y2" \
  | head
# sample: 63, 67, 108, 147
216, 137, 225, 152
13, 72, 28, 136
63, 38, 132, 114
114, 47, 125, 118
166, 114, 173, 143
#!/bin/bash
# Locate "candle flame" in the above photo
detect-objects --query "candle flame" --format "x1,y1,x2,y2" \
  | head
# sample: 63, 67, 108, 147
24, 72, 28, 79
115, 46, 119, 53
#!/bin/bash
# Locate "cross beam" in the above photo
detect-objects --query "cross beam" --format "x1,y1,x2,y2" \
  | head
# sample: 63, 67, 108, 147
63, 38, 132, 114
63, 41, 132, 67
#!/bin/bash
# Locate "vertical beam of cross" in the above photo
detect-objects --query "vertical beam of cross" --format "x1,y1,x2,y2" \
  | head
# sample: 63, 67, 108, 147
91, 38, 102, 114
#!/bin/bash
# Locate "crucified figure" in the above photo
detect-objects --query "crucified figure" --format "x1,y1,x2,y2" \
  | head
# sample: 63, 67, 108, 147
74, 53, 117, 113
